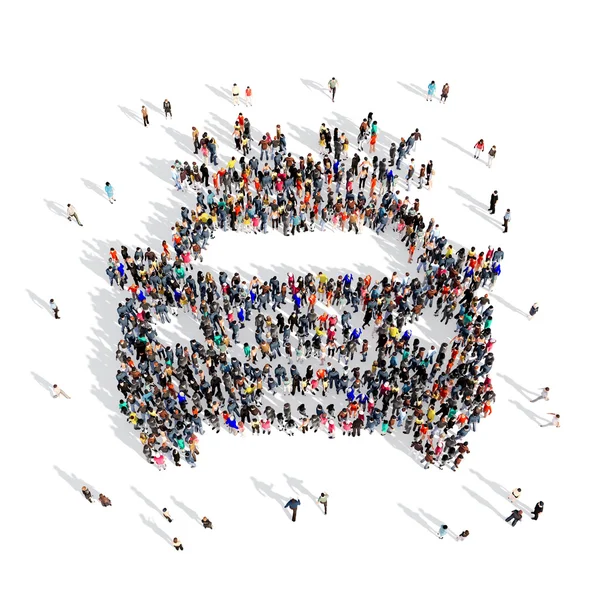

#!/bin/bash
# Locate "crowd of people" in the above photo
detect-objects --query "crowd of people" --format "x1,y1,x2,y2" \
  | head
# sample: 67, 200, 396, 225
108, 100, 507, 471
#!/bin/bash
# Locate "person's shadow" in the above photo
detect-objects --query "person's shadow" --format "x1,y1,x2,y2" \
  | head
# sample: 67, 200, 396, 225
462, 485, 505, 520
31, 371, 53, 395
469, 469, 511, 501
489, 294, 529, 318
54, 466, 96, 498
397, 502, 437, 536
170, 495, 202, 524
507, 398, 545, 426
140, 99, 163, 115
26, 289, 52, 314
283, 473, 318, 504
139, 514, 172, 545
205, 84, 232, 104
441, 137, 473, 158
419, 508, 450, 536
496, 373, 537, 401
131, 486, 162, 517
397, 81, 426, 99
250, 476, 292, 519
81, 178, 105, 199
300, 79, 329, 98
43, 199, 66, 219
118, 105, 140, 122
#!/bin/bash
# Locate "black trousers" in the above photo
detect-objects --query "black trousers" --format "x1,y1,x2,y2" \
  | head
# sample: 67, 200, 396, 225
143, 115, 149, 126
292, 507, 297, 522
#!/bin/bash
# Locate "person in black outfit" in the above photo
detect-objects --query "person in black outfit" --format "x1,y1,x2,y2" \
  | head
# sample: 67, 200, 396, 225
163, 99, 172, 119
505, 509, 523, 527
489, 190, 498, 214
532, 501, 544, 521
81, 486, 93, 503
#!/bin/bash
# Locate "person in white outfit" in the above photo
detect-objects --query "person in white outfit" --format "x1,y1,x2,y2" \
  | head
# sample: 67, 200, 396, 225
52, 384, 71, 398
530, 387, 550, 403
508, 487, 521, 503
232, 83, 240, 105
540, 413, 560, 428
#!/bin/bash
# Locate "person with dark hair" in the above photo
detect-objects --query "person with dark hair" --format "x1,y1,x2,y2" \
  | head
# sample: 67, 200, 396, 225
503, 208, 511, 233
489, 190, 498, 214
440, 83, 450, 103
173, 537, 184, 551
81, 486, 93, 503
163, 99, 172, 119
505, 509, 523, 527
318, 492, 329, 515
141, 105, 149, 126
532, 501, 544, 521
457, 530, 470, 541
162, 508, 172, 523
284, 498, 301, 522
202, 517, 213, 529
328, 77, 338, 102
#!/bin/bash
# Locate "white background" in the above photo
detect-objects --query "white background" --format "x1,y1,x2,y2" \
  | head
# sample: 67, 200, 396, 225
2, 1, 596, 598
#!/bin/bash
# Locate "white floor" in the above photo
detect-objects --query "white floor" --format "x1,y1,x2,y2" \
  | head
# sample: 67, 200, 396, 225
3, 2, 596, 598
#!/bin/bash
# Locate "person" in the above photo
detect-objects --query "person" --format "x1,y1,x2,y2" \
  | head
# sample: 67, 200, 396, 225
489, 191, 498, 214
532, 501, 544, 521
328, 77, 338, 102
474, 139, 484, 159
456, 530, 470, 541
503, 209, 511, 233
202, 517, 213, 529
508, 487, 522, 503
141, 105, 149, 127
105, 182, 116, 204
505, 509, 523, 527
52, 384, 70, 398
162, 508, 172, 523
528, 303, 539, 320
232, 83, 240, 105
99, 494, 112, 507
540, 413, 560, 428
163, 99, 172, 119
284, 498, 301, 522
245, 86, 252, 106
66, 204, 83, 226
173, 537, 184, 551
49, 299, 60, 319
318, 492, 329, 515
426, 80, 436, 101
440, 83, 450, 103
488, 145, 496, 167
438, 524, 448, 539
530, 386, 549, 402
81, 486, 93, 503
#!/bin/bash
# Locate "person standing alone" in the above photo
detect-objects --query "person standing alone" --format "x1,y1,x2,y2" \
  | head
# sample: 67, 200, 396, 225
318, 492, 329, 515
232, 83, 240, 105
49, 299, 60, 319
163, 99, 172, 119
503, 209, 511, 233
489, 190, 498, 214
66, 204, 83, 226
505, 509, 523, 527
328, 77, 338, 102
285, 498, 301, 522
141, 105, 149, 127
105, 182, 116, 204
532, 501, 544, 521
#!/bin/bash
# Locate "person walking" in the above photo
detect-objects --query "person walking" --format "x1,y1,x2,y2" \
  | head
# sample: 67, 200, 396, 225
172, 537, 184, 551
540, 413, 560, 428
503, 209, 511, 233
162, 508, 172, 523
528, 303, 539, 320
163, 99, 172, 119
438, 524, 448, 539
52, 384, 70, 398
508, 487, 522, 503
99, 494, 112, 507
426, 80, 436, 101
474, 139, 484, 159
487, 145, 497, 167
505, 509, 523, 527
202, 517, 213, 529
488, 190, 498, 214
245, 86, 253, 106
284, 498, 301, 522
318, 492, 329, 515
81, 486, 93, 503
105, 182, 116, 204
49, 299, 60, 319
232, 83, 240, 105
440, 83, 450, 103
67, 204, 83, 226
328, 77, 338, 102
530, 386, 549, 402
456, 530, 470, 541
531, 501, 544, 521
141, 105, 149, 127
